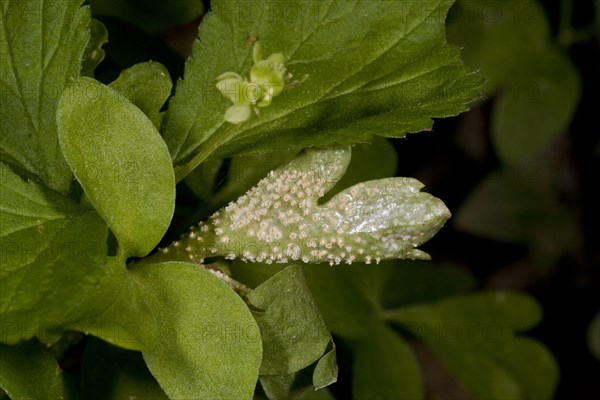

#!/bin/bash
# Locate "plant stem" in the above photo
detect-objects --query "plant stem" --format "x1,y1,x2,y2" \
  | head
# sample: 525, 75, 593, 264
174, 123, 239, 183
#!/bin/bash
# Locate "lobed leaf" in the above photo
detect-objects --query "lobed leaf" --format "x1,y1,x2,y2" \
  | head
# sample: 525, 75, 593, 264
163, 0, 483, 174
152, 147, 450, 266
387, 291, 557, 400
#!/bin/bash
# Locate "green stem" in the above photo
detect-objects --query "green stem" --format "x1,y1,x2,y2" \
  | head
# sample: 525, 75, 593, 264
174, 123, 240, 183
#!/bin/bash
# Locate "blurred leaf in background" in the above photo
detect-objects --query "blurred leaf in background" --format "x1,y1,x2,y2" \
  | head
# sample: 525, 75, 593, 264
447, 0, 580, 166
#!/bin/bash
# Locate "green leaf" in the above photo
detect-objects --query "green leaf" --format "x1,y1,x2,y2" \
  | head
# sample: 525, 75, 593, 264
57, 77, 175, 258
163, 0, 482, 171
153, 147, 450, 265
90, 0, 204, 35
210, 150, 298, 209
387, 292, 556, 400
312, 341, 338, 390
81, 338, 168, 400
454, 169, 579, 267
447, 0, 580, 164
108, 61, 173, 129
303, 263, 382, 339
589, 312, 600, 361
0, 162, 108, 344
387, 291, 542, 331
258, 340, 337, 400
81, 19, 108, 77
0, 0, 90, 192
247, 265, 330, 375
491, 48, 580, 165
321, 137, 398, 203
494, 338, 559, 400
353, 323, 423, 400
447, 0, 550, 87
63, 257, 156, 351
0, 343, 78, 400
133, 262, 262, 400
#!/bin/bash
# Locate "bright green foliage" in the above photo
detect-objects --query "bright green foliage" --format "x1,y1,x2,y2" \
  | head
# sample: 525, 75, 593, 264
81, 338, 168, 400
134, 262, 262, 400
163, 0, 483, 170
0, 0, 90, 193
0, 343, 78, 400
153, 147, 450, 265
448, 0, 580, 165
0, 163, 108, 344
0, 0, 554, 399
353, 323, 423, 400
57, 77, 175, 258
62, 257, 156, 351
108, 62, 173, 128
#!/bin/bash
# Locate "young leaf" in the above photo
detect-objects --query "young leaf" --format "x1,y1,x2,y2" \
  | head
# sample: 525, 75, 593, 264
81, 19, 108, 77
152, 147, 450, 265
247, 265, 330, 375
312, 341, 338, 390
0, 0, 90, 192
353, 323, 424, 400
133, 262, 262, 400
57, 77, 175, 258
0, 343, 78, 400
0, 162, 108, 344
108, 61, 173, 129
163, 0, 483, 174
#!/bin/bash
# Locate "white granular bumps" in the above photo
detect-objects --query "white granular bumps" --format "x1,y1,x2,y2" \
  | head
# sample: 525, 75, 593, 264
155, 146, 451, 266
